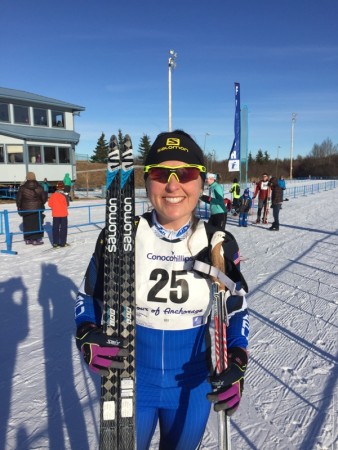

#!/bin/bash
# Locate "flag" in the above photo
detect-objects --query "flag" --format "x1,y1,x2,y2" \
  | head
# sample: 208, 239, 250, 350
228, 82, 241, 172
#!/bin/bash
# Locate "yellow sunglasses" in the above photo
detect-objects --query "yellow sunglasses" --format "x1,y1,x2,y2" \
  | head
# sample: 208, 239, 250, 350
144, 164, 206, 183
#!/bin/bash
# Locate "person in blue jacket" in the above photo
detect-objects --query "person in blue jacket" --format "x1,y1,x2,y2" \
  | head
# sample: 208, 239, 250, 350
238, 188, 252, 227
200, 172, 228, 230
74, 130, 249, 450
278, 176, 286, 205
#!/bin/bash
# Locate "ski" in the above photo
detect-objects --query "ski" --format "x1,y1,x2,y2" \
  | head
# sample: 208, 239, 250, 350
100, 134, 136, 450
262, 198, 270, 224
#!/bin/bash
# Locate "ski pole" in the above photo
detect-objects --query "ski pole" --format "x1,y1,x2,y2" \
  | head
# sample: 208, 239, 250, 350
211, 242, 231, 450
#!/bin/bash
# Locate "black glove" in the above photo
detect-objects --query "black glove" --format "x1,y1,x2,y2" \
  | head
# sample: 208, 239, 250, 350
200, 195, 211, 204
207, 347, 248, 416
76, 322, 128, 375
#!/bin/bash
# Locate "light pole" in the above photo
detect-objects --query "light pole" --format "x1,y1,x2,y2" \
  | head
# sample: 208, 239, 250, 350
276, 145, 281, 177
211, 150, 216, 172
203, 132, 210, 153
168, 49, 177, 132
290, 113, 297, 180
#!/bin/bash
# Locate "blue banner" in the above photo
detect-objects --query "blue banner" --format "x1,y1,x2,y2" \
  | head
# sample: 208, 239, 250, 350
228, 82, 241, 172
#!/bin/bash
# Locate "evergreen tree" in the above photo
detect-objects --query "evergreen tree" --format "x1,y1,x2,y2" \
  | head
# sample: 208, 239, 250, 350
255, 149, 264, 164
90, 132, 109, 163
248, 151, 253, 164
118, 129, 124, 148
263, 150, 270, 162
138, 134, 152, 164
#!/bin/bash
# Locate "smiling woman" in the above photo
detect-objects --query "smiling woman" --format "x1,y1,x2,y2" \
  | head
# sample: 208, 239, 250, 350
75, 129, 249, 450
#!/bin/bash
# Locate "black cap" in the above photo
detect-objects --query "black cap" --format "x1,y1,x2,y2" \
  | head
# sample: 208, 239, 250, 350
145, 130, 205, 168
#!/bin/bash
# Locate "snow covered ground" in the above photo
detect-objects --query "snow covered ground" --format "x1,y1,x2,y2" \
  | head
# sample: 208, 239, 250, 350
0, 183, 337, 450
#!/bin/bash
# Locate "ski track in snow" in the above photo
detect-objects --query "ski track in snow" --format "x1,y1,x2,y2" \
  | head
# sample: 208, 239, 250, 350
0, 185, 337, 450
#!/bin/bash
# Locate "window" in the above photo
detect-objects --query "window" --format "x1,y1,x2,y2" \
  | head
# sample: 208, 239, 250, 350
0, 103, 9, 122
0, 145, 4, 163
52, 110, 64, 128
13, 105, 30, 124
28, 145, 42, 163
59, 147, 70, 163
44, 146, 57, 163
33, 108, 48, 126
7, 145, 24, 163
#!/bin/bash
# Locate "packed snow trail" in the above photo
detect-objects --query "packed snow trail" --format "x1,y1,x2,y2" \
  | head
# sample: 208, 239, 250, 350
0, 186, 337, 449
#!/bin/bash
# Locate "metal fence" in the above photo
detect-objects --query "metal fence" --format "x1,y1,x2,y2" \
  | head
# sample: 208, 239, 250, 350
1, 180, 336, 255
0, 200, 151, 255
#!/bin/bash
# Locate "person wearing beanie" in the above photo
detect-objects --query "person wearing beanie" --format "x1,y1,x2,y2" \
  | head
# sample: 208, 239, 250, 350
16, 172, 46, 245
229, 177, 241, 215
238, 188, 252, 227
200, 172, 228, 230
252, 173, 271, 224
75, 129, 249, 450
268, 177, 283, 231
48, 181, 70, 247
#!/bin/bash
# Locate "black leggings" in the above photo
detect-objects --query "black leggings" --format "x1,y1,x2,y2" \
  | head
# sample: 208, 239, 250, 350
208, 212, 227, 230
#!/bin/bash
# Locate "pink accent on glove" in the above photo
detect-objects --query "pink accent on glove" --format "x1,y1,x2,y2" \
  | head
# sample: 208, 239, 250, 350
84, 345, 121, 374
216, 382, 241, 409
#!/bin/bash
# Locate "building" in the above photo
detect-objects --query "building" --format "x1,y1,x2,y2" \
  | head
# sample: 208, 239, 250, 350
0, 87, 85, 186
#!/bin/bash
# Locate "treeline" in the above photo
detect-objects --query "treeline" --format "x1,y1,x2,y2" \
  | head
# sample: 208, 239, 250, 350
89, 133, 338, 182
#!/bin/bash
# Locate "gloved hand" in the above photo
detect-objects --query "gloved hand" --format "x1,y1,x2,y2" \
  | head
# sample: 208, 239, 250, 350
76, 322, 128, 375
207, 347, 248, 416
200, 195, 211, 204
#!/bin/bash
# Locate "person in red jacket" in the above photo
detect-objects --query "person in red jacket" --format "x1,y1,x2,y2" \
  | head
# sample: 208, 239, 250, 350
48, 181, 70, 248
253, 173, 271, 224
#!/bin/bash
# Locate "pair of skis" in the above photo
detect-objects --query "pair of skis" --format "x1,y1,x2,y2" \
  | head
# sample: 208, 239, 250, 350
100, 134, 136, 450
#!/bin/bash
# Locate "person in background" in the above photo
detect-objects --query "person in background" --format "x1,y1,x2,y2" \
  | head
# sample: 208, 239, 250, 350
16, 172, 46, 245
268, 177, 283, 231
200, 172, 228, 230
238, 188, 252, 227
252, 173, 271, 224
229, 177, 241, 215
278, 176, 286, 207
74, 130, 249, 450
40, 178, 50, 201
48, 181, 70, 248
63, 173, 73, 200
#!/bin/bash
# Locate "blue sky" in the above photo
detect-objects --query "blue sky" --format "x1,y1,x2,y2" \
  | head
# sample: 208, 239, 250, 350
2, 0, 338, 161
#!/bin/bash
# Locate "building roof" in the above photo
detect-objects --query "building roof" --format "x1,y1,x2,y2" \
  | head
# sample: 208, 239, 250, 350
0, 123, 81, 144
0, 87, 85, 112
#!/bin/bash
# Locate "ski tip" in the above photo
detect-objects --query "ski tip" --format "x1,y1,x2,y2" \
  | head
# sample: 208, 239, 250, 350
124, 134, 132, 147
109, 135, 118, 149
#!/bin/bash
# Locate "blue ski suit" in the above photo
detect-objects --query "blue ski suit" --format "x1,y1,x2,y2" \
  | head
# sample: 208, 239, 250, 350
75, 213, 249, 449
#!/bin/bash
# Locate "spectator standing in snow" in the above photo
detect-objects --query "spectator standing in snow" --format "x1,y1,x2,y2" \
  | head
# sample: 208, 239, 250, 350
40, 178, 50, 201
238, 188, 252, 227
48, 181, 70, 248
63, 172, 73, 200
200, 172, 228, 230
268, 177, 283, 231
74, 130, 249, 450
253, 173, 271, 223
278, 176, 286, 205
230, 177, 241, 215
16, 172, 46, 245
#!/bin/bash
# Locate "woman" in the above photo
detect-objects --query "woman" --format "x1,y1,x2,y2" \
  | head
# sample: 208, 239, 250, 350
75, 130, 249, 449
16, 171, 46, 245
200, 172, 228, 230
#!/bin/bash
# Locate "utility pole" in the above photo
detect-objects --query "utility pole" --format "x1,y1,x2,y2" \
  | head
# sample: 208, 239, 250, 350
290, 113, 297, 180
276, 145, 281, 177
168, 49, 177, 131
